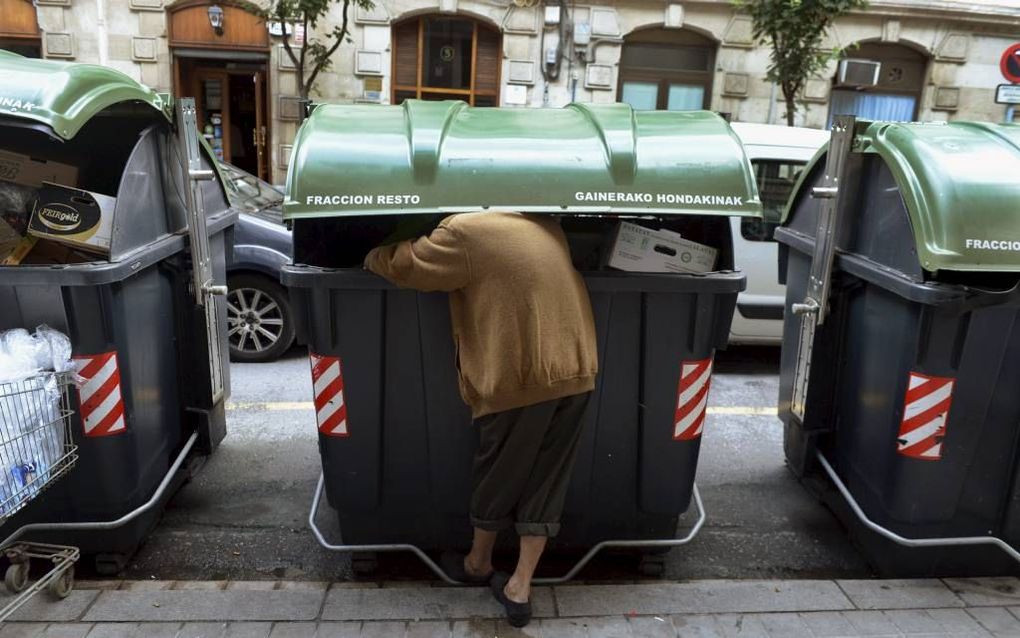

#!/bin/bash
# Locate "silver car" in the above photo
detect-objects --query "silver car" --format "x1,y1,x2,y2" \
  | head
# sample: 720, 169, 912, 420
220, 163, 296, 363
728, 123, 829, 345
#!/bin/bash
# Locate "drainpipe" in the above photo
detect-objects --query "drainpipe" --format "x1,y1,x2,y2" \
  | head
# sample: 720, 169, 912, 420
767, 82, 777, 124
96, 0, 109, 67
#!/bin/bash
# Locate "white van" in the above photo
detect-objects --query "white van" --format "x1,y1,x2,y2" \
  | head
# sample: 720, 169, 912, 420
729, 123, 829, 345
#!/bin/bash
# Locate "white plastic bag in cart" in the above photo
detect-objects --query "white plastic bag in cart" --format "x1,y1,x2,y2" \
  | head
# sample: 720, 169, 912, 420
0, 326, 74, 516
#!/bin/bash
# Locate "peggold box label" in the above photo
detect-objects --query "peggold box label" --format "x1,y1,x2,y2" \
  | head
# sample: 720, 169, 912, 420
28, 183, 115, 255
606, 221, 718, 274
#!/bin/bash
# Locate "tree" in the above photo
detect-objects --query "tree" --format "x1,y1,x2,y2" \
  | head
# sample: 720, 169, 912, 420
737, 0, 867, 126
254, 0, 375, 104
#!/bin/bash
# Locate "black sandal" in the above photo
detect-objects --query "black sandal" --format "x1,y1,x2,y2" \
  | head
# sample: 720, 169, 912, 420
439, 551, 493, 585
489, 571, 532, 628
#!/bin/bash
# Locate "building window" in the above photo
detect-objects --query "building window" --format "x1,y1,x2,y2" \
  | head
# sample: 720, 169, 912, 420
618, 27, 716, 111
828, 42, 927, 127
392, 15, 500, 105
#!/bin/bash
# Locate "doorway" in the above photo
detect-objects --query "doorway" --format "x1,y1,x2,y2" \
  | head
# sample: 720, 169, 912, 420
177, 58, 269, 179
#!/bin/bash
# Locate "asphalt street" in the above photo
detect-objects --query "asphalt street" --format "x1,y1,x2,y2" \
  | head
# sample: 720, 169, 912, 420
120, 344, 871, 582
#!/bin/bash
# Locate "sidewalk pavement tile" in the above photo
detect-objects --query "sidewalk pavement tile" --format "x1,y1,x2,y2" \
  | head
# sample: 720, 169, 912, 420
85, 623, 182, 637
493, 619, 541, 637
406, 621, 452, 638
836, 579, 965, 610
672, 613, 769, 637
178, 622, 228, 637
796, 611, 859, 637
277, 582, 329, 592
0, 623, 48, 638
82, 590, 324, 622
5, 591, 100, 622
173, 581, 228, 591
839, 609, 904, 635
224, 623, 273, 638
885, 609, 958, 634
450, 620, 496, 637
119, 581, 174, 592
757, 612, 814, 637
580, 617, 633, 638
40, 624, 93, 638
922, 608, 995, 636
268, 621, 318, 637
945, 579, 1020, 607
225, 582, 278, 592
626, 616, 676, 638
535, 618, 589, 638
320, 586, 554, 621
552, 580, 852, 617
968, 607, 1020, 637
360, 621, 409, 637
316, 622, 362, 638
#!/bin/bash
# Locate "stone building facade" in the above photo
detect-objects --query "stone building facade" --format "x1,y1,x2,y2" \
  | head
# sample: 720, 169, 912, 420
1, 0, 1017, 184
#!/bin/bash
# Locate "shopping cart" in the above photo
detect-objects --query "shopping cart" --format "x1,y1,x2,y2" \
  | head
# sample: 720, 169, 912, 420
0, 371, 79, 621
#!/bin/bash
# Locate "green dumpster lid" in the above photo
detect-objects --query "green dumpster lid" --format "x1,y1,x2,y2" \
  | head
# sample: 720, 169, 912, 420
283, 100, 762, 219
786, 120, 1020, 273
0, 51, 169, 140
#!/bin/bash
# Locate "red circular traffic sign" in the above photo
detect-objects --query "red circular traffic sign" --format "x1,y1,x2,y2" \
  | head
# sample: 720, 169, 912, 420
1002, 43, 1020, 83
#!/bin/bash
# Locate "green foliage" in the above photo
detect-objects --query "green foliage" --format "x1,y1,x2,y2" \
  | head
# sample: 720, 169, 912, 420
252, 0, 375, 101
736, 0, 867, 125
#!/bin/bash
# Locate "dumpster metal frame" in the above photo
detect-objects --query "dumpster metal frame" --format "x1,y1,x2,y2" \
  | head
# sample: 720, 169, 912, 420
815, 451, 1020, 565
308, 472, 706, 585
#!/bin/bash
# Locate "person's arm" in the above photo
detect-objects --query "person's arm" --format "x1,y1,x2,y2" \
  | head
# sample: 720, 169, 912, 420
364, 220, 470, 292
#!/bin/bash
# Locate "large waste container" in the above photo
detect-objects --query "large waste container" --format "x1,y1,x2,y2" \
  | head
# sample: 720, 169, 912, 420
0, 53, 235, 573
777, 118, 1020, 576
284, 100, 762, 576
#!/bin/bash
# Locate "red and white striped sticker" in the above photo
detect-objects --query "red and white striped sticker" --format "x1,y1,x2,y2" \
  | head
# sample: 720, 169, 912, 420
897, 371, 955, 461
72, 351, 127, 437
310, 353, 348, 437
674, 357, 713, 441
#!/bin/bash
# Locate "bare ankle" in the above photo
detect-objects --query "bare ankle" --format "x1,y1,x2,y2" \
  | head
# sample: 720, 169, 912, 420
464, 555, 492, 576
504, 576, 530, 603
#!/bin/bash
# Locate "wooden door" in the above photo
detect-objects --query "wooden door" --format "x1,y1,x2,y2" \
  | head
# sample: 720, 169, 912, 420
254, 70, 269, 180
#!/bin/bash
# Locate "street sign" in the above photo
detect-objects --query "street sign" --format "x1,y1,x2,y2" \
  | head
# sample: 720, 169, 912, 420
997, 84, 1020, 105
1001, 43, 1020, 83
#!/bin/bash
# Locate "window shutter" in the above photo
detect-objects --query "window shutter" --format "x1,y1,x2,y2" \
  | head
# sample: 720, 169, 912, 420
394, 19, 418, 88
475, 26, 499, 93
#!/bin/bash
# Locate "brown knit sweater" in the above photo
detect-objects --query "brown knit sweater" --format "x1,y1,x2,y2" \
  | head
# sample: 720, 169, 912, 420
364, 212, 598, 418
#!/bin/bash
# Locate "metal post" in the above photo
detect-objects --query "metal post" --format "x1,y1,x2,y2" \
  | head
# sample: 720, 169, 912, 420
789, 115, 857, 421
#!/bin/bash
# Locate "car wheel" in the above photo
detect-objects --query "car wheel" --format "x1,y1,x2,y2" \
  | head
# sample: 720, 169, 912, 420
227, 273, 295, 363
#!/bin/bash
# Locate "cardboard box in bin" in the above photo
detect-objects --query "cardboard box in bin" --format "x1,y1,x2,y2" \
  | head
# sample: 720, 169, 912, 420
0, 150, 77, 188
607, 221, 717, 273
28, 183, 115, 255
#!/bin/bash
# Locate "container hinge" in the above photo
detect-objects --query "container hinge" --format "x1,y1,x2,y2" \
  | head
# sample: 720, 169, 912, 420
790, 115, 856, 422
174, 97, 225, 404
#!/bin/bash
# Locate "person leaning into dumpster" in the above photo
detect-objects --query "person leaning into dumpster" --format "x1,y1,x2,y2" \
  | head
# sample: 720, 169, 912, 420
364, 211, 597, 628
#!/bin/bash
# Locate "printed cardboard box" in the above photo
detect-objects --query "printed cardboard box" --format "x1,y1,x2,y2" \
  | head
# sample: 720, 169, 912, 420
28, 183, 115, 255
0, 150, 77, 189
606, 221, 718, 273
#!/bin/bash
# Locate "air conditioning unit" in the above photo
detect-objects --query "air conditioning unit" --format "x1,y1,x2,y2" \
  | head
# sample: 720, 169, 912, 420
837, 59, 881, 87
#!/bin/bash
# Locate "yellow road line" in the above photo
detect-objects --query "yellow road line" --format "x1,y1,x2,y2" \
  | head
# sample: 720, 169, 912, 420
707, 406, 778, 416
227, 401, 779, 416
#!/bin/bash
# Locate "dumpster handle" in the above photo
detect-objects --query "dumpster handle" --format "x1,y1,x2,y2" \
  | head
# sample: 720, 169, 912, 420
0, 431, 198, 549
308, 472, 706, 585
816, 451, 1020, 564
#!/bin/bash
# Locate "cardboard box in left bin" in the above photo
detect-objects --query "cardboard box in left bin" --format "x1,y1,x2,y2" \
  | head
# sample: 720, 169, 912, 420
606, 221, 718, 273
27, 183, 115, 255
0, 150, 78, 188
